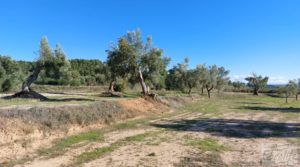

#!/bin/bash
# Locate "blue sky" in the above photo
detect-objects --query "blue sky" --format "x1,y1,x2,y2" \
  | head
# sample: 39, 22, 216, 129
0, 0, 299, 84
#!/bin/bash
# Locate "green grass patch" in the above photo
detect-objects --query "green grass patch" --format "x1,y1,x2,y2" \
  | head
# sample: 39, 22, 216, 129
188, 138, 227, 152
72, 130, 162, 165
0, 98, 39, 107
123, 92, 142, 98
74, 144, 119, 165
39, 130, 104, 157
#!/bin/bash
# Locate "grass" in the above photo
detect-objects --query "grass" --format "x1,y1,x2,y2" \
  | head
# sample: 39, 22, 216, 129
5, 92, 300, 166
74, 145, 118, 165
37, 114, 167, 159
39, 130, 104, 157
35, 93, 300, 159
0, 98, 39, 106
182, 98, 223, 118
183, 93, 300, 120
72, 130, 162, 166
188, 138, 228, 152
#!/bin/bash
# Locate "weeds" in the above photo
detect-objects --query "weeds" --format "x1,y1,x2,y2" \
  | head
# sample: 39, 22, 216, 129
188, 138, 227, 152
38, 130, 104, 157
72, 130, 162, 165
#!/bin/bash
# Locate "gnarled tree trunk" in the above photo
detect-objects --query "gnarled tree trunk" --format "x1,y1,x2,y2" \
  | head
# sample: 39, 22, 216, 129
21, 68, 41, 92
138, 69, 148, 96
108, 80, 115, 92
206, 85, 214, 99
253, 87, 259, 96
188, 88, 192, 96
13, 67, 47, 100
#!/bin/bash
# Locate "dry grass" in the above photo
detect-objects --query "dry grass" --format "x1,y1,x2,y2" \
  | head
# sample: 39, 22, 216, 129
0, 100, 139, 130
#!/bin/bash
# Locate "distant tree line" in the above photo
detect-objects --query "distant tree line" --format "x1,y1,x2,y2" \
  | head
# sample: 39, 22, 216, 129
0, 29, 232, 98
2, 30, 298, 100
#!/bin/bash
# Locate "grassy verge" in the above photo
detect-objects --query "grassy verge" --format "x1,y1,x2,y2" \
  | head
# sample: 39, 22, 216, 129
187, 138, 228, 152
38, 130, 104, 157
72, 130, 163, 166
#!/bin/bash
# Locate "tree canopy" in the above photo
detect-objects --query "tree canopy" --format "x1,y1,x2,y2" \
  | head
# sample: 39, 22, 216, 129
245, 74, 269, 95
106, 29, 170, 95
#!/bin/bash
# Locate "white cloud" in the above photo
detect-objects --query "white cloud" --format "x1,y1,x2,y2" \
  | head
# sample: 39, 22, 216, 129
268, 76, 289, 85
230, 75, 289, 85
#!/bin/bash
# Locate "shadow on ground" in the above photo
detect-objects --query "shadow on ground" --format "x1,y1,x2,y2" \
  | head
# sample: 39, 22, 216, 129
238, 106, 300, 113
46, 98, 95, 102
236, 102, 265, 105
265, 93, 283, 98
151, 118, 300, 138
2, 90, 94, 102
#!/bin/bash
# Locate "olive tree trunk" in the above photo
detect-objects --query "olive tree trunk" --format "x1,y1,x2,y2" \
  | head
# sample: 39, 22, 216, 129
21, 68, 41, 92
253, 87, 259, 96
206, 85, 214, 99
108, 80, 115, 92
188, 87, 192, 96
138, 69, 149, 96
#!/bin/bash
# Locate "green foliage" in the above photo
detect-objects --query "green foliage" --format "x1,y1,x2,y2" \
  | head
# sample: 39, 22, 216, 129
107, 38, 136, 81
70, 59, 109, 86
114, 78, 127, 92
232, 81, 247, 91
0, 55, 26, 92
140, 48, 170, 90
188, 138, 227, 152
107, 29, 170, 92
166, 58, 189, 91
36, 40, 73, 85
245, 73, 269, 95
279, 80, 298, 103
166, 59, 229, 97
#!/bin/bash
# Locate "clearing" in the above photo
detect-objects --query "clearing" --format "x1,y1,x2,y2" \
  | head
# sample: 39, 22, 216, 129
1, 93, 300, 167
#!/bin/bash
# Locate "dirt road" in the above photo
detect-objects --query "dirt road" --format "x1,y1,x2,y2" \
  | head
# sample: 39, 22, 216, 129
5, 95, 300, 167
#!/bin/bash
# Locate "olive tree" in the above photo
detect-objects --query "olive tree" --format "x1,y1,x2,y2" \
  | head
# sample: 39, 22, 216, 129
195, 64, 207, 94
140, 48, 170, 90
232, 81, 246, 91
215, 67, 230, 93
203, 65, 229, 98
106, 38, 135, 92
166, 58, 199, 95
166, 58, 189, 92
107, 29, 169, 96
282, 80, 298, 103
245, 74, 269, 95
297, 79, 300, 100
14, 37, 70, 99
0, 55, 24, 92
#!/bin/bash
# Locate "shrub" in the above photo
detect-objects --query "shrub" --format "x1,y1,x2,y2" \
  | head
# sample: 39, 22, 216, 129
1, 78, 14, 92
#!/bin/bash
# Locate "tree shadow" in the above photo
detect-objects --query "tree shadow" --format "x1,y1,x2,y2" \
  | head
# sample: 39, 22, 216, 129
2, 91, 95, 102
151, 118, 300, 138
46, 98, 95, 102
236, 102, 265, 105
265, 93, 283, 98
238, 106, 300, 113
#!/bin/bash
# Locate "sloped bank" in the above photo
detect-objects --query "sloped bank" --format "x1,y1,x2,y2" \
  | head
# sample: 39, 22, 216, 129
0, 96, 193, 163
